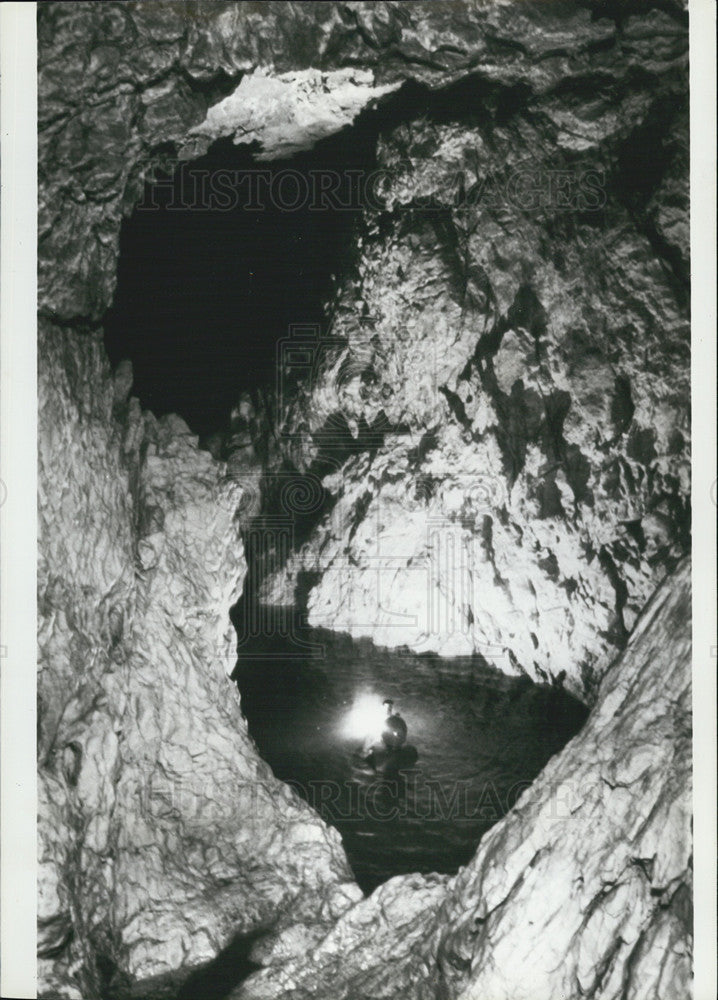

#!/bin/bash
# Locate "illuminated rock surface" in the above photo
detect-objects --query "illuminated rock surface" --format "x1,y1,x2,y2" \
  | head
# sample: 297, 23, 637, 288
235, 558, 692, 1000
37, 2, 690, 997
264, 15, 689, 696
37, 322, 357, 998
189, 67, 400, 159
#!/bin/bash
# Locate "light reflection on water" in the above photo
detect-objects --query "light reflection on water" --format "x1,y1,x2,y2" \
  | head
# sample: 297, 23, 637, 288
234, 622, 588, 893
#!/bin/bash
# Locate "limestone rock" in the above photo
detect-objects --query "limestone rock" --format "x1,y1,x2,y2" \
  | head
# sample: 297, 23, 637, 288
38, 1, 686, 321
235, 873, 450, 1000
269, 72, 689, 699
189, 68, 400, 160
37, 321, 355, 997
237, 558, 692, 1000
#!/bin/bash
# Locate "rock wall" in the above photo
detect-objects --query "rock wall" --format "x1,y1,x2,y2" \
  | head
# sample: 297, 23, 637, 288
39, 0, 688, 323
37, 320, 358, 998
237, 557, 692, 1000
264, 9, 689, 699
37, 2, 690, 997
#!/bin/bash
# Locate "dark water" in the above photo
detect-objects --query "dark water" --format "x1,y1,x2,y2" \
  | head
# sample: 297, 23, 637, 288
235, 622, 588, 893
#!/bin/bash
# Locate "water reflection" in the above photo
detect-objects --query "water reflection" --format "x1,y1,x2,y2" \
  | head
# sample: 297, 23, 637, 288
234, 619, 588, 892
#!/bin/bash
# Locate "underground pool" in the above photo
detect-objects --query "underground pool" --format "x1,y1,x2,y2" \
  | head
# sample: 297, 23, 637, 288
234, 617, 589, 893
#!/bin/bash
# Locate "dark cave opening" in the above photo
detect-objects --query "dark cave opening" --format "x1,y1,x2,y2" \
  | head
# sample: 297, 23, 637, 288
103, 70, 554, 443
105, 126, 377, 438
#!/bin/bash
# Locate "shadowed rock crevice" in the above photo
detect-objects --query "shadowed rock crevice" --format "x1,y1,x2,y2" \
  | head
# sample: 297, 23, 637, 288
174, 929, 264, 1000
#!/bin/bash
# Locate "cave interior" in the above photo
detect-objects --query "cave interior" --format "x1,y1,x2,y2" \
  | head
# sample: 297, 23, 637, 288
104, 85, 593, 905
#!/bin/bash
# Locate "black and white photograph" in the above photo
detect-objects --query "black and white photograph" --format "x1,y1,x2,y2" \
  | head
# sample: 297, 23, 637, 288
0, 2, 716, 998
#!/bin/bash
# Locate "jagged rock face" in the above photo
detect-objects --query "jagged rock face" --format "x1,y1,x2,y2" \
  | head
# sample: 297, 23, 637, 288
37, 320, 358, 997
189, 67, 400, 159
266, 12, 689, 699
38, 2, 690, 998
38, 0, 687, 323
237, 558, 692, 1000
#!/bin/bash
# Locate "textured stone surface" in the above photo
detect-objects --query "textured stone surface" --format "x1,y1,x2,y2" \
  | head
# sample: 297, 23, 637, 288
189, 67, 399, 159
237, 558, 692, 1000
37, 321, 357, 998
38, 0, 687, 321
37, 2, 690, 997
266, 20, 689, 699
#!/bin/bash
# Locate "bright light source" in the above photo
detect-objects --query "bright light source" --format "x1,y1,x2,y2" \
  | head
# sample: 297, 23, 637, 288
341, 692, 387, 742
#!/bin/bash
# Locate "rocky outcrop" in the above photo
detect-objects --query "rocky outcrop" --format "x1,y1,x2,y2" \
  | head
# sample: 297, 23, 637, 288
37, 321, 359, 998
189, 67, 400, 159
269, 57, 690, 695
237, 557, 692, 1000
38, 0, 688, 322
37, 2, 690, 997
250, 6, 690, 699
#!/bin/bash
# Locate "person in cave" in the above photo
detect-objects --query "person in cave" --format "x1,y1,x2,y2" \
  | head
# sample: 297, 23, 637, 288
381, 699, 408, 750
360, 699, 411, 771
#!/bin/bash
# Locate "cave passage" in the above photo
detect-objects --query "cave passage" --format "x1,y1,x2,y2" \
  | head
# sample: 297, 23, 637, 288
104, 74, 540, 440
104, 126, 376, 438
235, 621, 589, 894
105, 78, 593, 897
